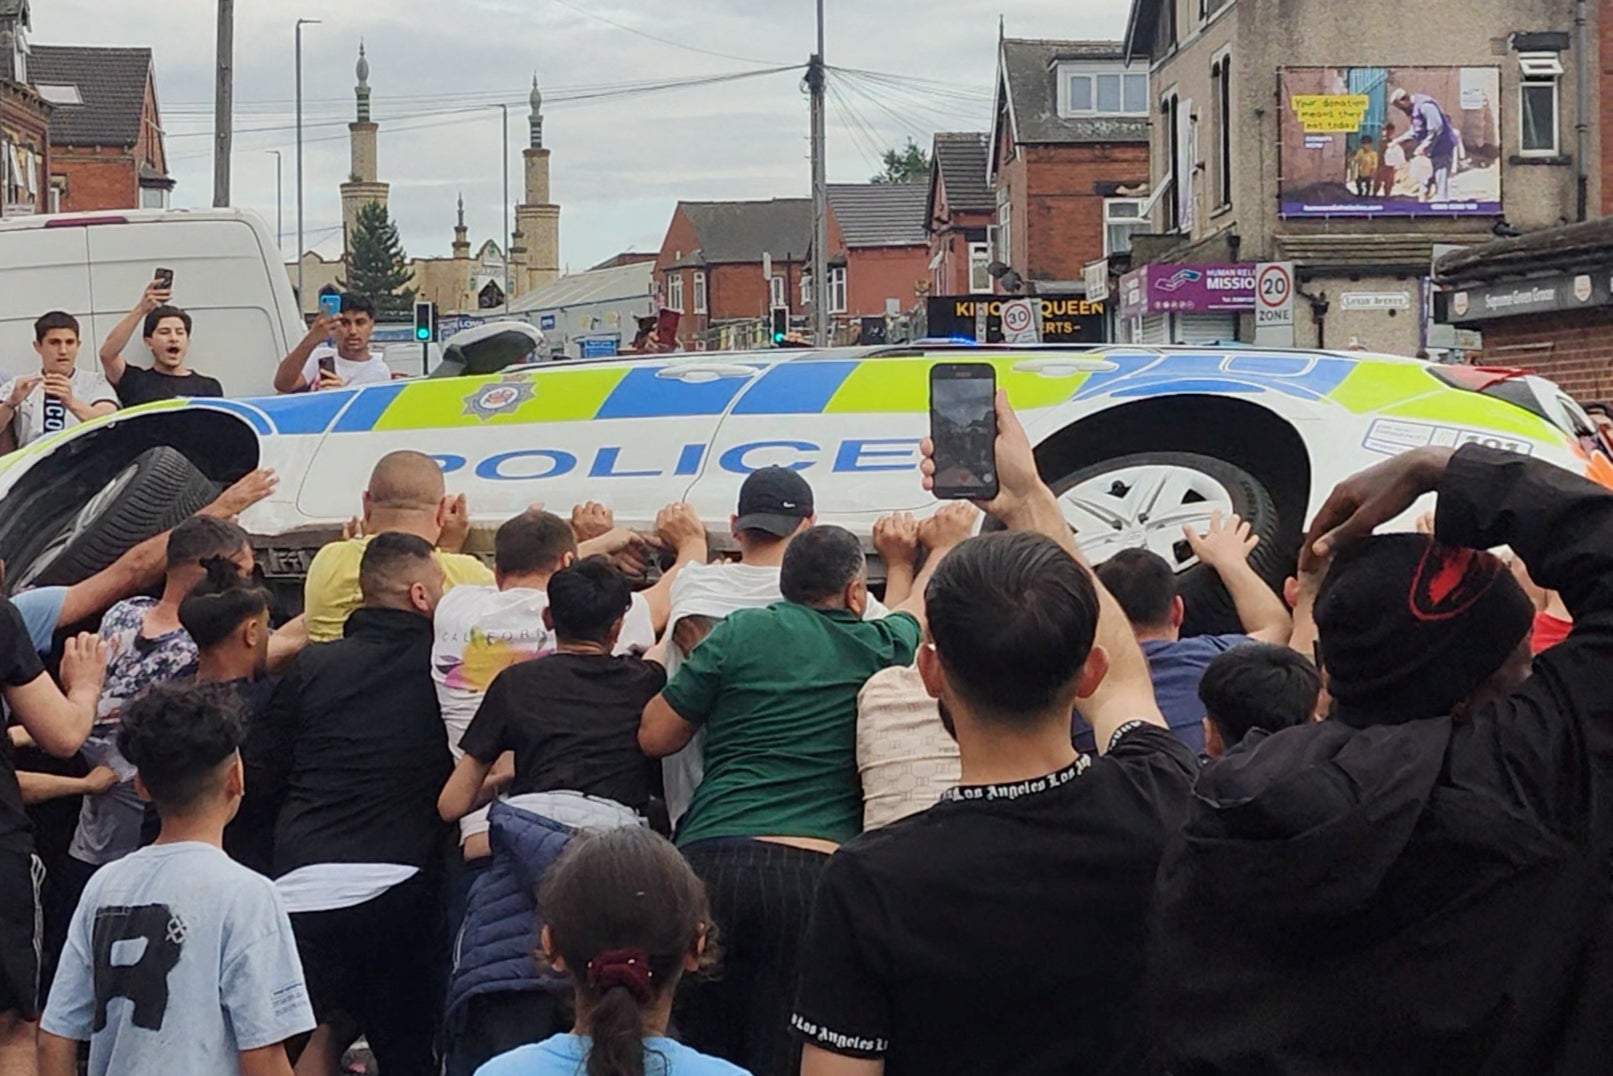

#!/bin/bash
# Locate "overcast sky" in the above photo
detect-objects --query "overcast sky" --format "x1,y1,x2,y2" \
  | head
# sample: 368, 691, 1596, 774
32, 0, 1126, 273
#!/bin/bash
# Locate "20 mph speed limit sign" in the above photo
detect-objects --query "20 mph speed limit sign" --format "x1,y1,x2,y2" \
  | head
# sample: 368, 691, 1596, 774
1254, 261, 1295, 346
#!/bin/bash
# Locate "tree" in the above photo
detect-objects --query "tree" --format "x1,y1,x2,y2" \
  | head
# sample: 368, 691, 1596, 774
871, 139, 930, 184
341, 201, 415, 317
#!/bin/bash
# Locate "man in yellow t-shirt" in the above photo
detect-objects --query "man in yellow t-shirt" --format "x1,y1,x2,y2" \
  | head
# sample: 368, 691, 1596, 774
304, 451, 494, 643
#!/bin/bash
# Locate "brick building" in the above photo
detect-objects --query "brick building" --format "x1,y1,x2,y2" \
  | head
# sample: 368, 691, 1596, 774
926, 132, 996, 296
654, 198, 811, 350
29, 45, 170, 212
1122, 0, 1587, 351
0, 0, 50, 218
989, 38, 1152, 295
817, 182, 931, 339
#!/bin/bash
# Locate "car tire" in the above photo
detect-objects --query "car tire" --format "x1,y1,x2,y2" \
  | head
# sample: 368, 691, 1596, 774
23, 447, 219, 589
1047, 451, 1286, 637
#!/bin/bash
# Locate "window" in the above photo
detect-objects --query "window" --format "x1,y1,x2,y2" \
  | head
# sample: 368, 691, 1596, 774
996, 192, 1012, 272
827, 267, 847, 314
1518, 54, 1563, 157
1211, 53, 1232, 208
1062, 69, 1149, 117
1163, 91, 1181, 231
140, 186, 168, 210
1104, 199, 1147, 256
770, 274, 786, 308
968, 242, 992, 292
800, 273, 813, 307
667, 273, 684, 313
692, 270, 707, 314
35, 84, 80, 106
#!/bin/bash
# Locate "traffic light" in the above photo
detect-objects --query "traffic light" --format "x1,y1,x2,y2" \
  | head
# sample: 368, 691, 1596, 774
414, 300, 436, 343
770, 306, 789, 346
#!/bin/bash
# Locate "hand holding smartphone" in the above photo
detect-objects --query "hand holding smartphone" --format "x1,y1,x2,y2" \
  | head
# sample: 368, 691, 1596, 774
928, 363, 999, 500
318, 293, 342, 319
153, 267, 174, 290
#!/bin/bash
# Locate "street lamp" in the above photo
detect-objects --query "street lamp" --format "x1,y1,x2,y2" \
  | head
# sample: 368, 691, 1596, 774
295, 17, 320, 309
498, 103, 509, 309
266, 149, 283, 252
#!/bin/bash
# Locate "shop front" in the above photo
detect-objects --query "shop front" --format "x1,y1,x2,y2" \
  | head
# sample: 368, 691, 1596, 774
1116, 264, 1254, 344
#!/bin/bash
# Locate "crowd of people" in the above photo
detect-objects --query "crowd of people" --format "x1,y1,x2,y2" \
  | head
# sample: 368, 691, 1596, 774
0, 384, 1607, 1076
0, 284, 400, 451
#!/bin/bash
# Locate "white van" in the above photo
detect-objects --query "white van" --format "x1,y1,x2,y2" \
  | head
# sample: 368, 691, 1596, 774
0, 208, 303, 397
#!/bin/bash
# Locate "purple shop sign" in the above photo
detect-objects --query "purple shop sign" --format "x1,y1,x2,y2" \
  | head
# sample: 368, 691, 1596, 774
1117, 264, 1258, 318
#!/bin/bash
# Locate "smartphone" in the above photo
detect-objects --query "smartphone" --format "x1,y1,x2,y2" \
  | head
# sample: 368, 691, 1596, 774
154, 267, 174, 290
318, 293, 342, 319
317, 353, 336, 377
929, 363, 999, 500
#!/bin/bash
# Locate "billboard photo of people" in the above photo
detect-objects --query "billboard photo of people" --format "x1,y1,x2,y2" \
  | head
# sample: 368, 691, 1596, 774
1279, 66, 1501, 218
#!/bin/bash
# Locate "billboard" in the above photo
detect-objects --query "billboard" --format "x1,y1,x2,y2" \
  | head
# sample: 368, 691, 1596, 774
1279, 66, 1501, 218
1117, 265, 1256, 318
924, 295, 1106, 343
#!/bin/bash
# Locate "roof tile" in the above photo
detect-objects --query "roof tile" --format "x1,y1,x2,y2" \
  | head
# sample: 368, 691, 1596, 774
28, 46, 152, 148
679, 199, 813, 264
827, 183, 929, 248
1000, 38, 1150, 146
932, 132, 993, 213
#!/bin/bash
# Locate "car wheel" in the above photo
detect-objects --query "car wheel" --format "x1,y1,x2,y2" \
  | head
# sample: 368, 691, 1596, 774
15, 447, 219, 589
1049, 452, 1286, 637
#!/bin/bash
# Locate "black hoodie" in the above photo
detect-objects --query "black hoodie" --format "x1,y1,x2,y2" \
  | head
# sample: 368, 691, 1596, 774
1151, 447, 1613, 1076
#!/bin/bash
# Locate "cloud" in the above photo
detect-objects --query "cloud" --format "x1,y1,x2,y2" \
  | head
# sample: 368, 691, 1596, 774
30, 0, 1127, 278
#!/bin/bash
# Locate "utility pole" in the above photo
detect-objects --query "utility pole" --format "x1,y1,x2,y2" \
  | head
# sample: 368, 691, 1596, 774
267, 149, 283, 250
213, 0, 234, 206
808, 0, 828, 347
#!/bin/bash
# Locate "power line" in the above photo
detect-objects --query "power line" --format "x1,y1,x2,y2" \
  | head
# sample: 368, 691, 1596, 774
163, 66, 799, 153
543, 0, 788, 67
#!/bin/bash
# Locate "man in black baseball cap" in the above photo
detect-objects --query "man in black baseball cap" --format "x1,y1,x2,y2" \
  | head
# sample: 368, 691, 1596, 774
1152, 445, 1613, 1073
733, 466, 815, 539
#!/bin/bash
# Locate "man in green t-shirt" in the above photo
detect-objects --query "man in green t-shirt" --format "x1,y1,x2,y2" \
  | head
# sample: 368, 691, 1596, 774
639, 523, 955, 1076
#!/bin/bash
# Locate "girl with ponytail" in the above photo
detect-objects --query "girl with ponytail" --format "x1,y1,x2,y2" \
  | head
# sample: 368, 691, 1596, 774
474, 828, 747, 1076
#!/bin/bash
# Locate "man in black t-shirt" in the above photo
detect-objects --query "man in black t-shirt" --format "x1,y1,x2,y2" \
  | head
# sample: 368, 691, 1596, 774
791, 394, 1196, 1076
0, 603, 104, 1069
97, 282, 225, 404
438, 556, 666, 823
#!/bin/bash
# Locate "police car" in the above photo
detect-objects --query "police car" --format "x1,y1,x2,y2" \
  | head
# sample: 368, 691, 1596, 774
0, 343, 1604, 632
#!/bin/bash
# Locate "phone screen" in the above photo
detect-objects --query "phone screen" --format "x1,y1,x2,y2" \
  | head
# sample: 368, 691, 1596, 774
929, 364, 999, 500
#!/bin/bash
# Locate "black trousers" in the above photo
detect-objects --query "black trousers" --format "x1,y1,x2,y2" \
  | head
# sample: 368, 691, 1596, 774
675, 838, 830, 1076
290, 873, 445, 1076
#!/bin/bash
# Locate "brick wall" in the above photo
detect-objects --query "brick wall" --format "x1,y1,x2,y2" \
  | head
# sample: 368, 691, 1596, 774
1474, 308, 1613, 403
843, 245, 930, 318
1021, 142, 1151, 284
54, 148, 136, 211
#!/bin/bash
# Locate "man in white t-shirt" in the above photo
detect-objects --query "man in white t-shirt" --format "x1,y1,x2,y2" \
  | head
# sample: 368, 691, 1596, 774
661, 467, 892, 825
432, 501, 708, 861
273, 292, 392, 393
0, 311, 118, 451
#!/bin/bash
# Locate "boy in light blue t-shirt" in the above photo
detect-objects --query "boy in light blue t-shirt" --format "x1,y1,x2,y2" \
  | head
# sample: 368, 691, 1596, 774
39, 681, 314, 1076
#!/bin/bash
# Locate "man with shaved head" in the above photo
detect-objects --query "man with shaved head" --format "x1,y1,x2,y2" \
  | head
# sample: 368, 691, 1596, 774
244, 533, 451, 1075
303, 450, 494, 642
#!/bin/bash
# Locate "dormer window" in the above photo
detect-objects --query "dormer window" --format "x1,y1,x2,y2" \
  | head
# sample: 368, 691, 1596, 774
1059, 65, 1148, 118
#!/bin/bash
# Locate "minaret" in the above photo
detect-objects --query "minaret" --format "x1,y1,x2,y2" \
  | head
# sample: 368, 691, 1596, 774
340, 42, 390, 251
512, 74, 560, 294
452, 193, 471, 259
